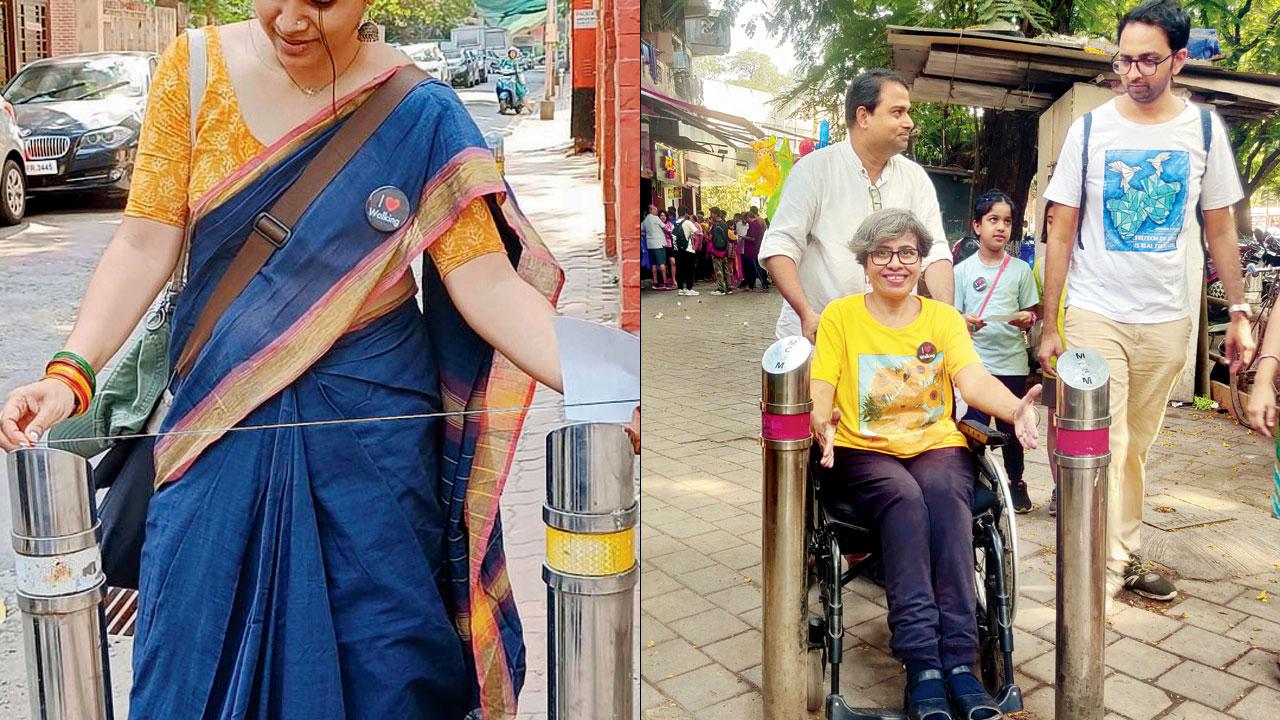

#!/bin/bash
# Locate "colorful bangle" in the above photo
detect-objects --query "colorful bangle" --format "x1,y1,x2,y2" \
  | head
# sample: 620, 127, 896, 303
50, 351, 95, 393
44, 365, 91, 415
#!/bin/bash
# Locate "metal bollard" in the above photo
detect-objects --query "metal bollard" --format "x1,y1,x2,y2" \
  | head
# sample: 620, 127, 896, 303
543, 423, 637, 719
760, 336, 813, 720
7, 447, 113, 720
1053, 348, 1111, 720
484, 131, 505, 176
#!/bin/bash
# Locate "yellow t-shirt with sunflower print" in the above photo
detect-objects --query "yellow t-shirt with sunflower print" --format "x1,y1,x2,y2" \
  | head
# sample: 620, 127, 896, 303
812, 294, 981, 458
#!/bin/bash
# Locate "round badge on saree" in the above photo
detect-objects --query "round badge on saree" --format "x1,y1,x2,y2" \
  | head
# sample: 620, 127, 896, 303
366, 186, 411, 232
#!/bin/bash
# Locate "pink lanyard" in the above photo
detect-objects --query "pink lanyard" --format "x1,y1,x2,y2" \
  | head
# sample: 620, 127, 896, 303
976, 255, 1012, 318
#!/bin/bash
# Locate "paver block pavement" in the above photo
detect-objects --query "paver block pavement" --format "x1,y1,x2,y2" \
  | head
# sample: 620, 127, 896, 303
1224, 648, 1280, 690
1226, 684, 1280, 720
1169, 595, 1249, 635
645, 587, 717, 624
656, 663, 753, 711
1155, 660, 1253, 709
694, 689, 766, 720
1159, 700, 1235, 719
1102, 672, 1172, 720
669, 607, 752, 647
641, 638, 712, 683
1108, 606, 1183, 643
1105, 637, 1181, 680
1158, 624, 1251, 668
639, 288, 1280, 718
701, 630, 763, 673
1225, 613, 1280, 653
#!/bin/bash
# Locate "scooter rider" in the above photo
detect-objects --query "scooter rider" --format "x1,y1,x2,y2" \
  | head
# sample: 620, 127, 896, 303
496, 47, 527, 108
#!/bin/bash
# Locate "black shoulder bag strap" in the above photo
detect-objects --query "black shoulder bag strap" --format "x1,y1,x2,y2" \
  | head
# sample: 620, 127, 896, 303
1076, 111, 1092, 250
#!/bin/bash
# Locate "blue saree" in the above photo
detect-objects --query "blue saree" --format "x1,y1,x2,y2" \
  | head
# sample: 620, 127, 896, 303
130, 71, 561, 719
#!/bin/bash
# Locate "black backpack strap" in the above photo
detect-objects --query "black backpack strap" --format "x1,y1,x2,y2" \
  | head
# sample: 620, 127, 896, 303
1196, 105, 1212, 234
1077, 111, 1092, 250
1201, 105, 1212, 156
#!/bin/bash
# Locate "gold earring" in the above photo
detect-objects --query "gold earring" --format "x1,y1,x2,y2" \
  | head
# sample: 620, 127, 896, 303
358, 13, 379, 42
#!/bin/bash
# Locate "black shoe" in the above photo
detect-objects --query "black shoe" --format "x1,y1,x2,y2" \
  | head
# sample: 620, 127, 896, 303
904, 667, 953, 720
1009, 481, 1032, 514
1124, 554, 1177, 600
945, 665, 1002, 719
1047, 488, 1057, 516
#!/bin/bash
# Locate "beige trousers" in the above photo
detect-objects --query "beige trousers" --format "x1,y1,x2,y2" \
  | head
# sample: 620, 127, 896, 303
1063, 307, 1192, 593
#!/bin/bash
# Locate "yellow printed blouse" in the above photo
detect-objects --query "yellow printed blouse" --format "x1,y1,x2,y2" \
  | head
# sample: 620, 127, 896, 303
811, 295, 981, 458
124, 30, 503, 278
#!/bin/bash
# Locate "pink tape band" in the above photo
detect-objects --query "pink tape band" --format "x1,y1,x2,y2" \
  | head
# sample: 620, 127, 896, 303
1056, 427, 1109, 456
762, 412, 810, 441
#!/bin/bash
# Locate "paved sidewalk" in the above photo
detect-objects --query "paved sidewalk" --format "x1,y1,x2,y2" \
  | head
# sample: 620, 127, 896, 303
640, 282, 1280, 720
500, 98, 633, 718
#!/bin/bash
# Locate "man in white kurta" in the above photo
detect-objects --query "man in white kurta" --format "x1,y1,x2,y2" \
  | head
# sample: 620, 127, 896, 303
760, 69, 955, 341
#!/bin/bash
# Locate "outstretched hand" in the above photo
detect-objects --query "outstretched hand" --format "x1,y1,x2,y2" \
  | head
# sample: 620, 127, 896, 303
812, 407, 840, 468
0, 379, 77, 452
1012, 384, 1042, 450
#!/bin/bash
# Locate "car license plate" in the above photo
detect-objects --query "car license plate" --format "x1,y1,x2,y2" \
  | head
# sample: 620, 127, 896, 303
24, 160, 57, 176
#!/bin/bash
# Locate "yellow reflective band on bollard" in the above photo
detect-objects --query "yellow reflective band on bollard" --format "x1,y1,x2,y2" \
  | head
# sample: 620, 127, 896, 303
545, 527, 635, 576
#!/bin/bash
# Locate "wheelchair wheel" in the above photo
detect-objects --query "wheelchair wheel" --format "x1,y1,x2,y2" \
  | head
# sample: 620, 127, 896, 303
975, 451, 1019, 622
806, 645, 824, 712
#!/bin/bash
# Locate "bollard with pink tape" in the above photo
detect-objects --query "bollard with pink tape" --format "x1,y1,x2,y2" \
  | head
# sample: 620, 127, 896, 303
1053, 348, 1111, 720
760, 336, 812, 720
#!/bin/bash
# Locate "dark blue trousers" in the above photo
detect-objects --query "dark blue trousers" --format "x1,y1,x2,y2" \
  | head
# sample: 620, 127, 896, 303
829, 446, 977, 667
963, 374, 1026, 483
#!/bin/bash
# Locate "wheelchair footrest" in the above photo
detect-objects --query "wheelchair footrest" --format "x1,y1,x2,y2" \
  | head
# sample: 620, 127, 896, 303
827, 694, 908, 720
994, 682, 1024, 714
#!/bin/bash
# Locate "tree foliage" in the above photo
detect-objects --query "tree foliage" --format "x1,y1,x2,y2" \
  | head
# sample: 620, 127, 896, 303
694, 49, 791, 94
186, 0, 254, 24
184, 0, 474, 41
368, 0, 476, 44
757, 0, 1280, 228
701, 180, 756, 215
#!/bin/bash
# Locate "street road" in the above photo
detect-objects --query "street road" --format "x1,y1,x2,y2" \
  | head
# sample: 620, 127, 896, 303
0, 70, 548, 715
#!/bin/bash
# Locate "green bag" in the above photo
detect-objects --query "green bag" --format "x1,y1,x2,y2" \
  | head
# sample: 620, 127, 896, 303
46, 292, 178, 458
46, 28, 207, 459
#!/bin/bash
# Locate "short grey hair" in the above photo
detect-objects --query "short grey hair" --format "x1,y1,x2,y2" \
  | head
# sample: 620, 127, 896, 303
849, 208, 934, 266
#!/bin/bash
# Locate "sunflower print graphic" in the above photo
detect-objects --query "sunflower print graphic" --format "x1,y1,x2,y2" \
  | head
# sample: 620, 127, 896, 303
857, 353, 948, 441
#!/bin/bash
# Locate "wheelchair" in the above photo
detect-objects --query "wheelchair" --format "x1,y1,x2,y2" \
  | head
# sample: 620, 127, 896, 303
805, 419, 1023, 719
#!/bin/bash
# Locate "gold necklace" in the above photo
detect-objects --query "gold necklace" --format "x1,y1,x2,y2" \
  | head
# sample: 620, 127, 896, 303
249, 24, 362, 98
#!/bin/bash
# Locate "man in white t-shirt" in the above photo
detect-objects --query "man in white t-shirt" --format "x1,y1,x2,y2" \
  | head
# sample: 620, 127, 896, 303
642, 204, 672, 290
1039, 0, 1254, 606
759, 69, 954, 341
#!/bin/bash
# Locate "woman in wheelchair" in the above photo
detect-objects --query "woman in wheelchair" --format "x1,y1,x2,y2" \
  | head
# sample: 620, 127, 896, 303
810, 209, 1040, 720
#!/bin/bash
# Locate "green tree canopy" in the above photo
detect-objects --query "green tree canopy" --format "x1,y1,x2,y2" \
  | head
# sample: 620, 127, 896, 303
695, 49, 791, 94
369, 0, 476, 44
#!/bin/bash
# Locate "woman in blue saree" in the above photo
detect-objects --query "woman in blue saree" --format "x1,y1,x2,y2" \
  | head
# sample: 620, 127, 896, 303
0, 2, 577, 718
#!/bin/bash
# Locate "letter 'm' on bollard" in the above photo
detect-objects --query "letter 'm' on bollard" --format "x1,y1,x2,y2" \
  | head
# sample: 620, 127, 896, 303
7, 447, 113, 720
1053, 349, 1111, 720
760, 336, 813, 720
543, 423, 637, 719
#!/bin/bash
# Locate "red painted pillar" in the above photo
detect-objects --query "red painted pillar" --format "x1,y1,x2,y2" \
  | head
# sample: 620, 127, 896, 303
570, 0, 597, 153
616, 0, 640, 332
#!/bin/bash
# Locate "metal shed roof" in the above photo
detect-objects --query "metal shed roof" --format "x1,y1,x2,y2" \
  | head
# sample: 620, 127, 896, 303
887, 25, 1280, 121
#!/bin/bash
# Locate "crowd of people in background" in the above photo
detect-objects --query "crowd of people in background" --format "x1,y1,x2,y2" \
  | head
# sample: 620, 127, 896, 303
641, 204, 773, 296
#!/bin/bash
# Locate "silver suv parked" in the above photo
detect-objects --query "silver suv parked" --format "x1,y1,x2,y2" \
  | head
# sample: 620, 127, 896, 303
0, 97, 25, 225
